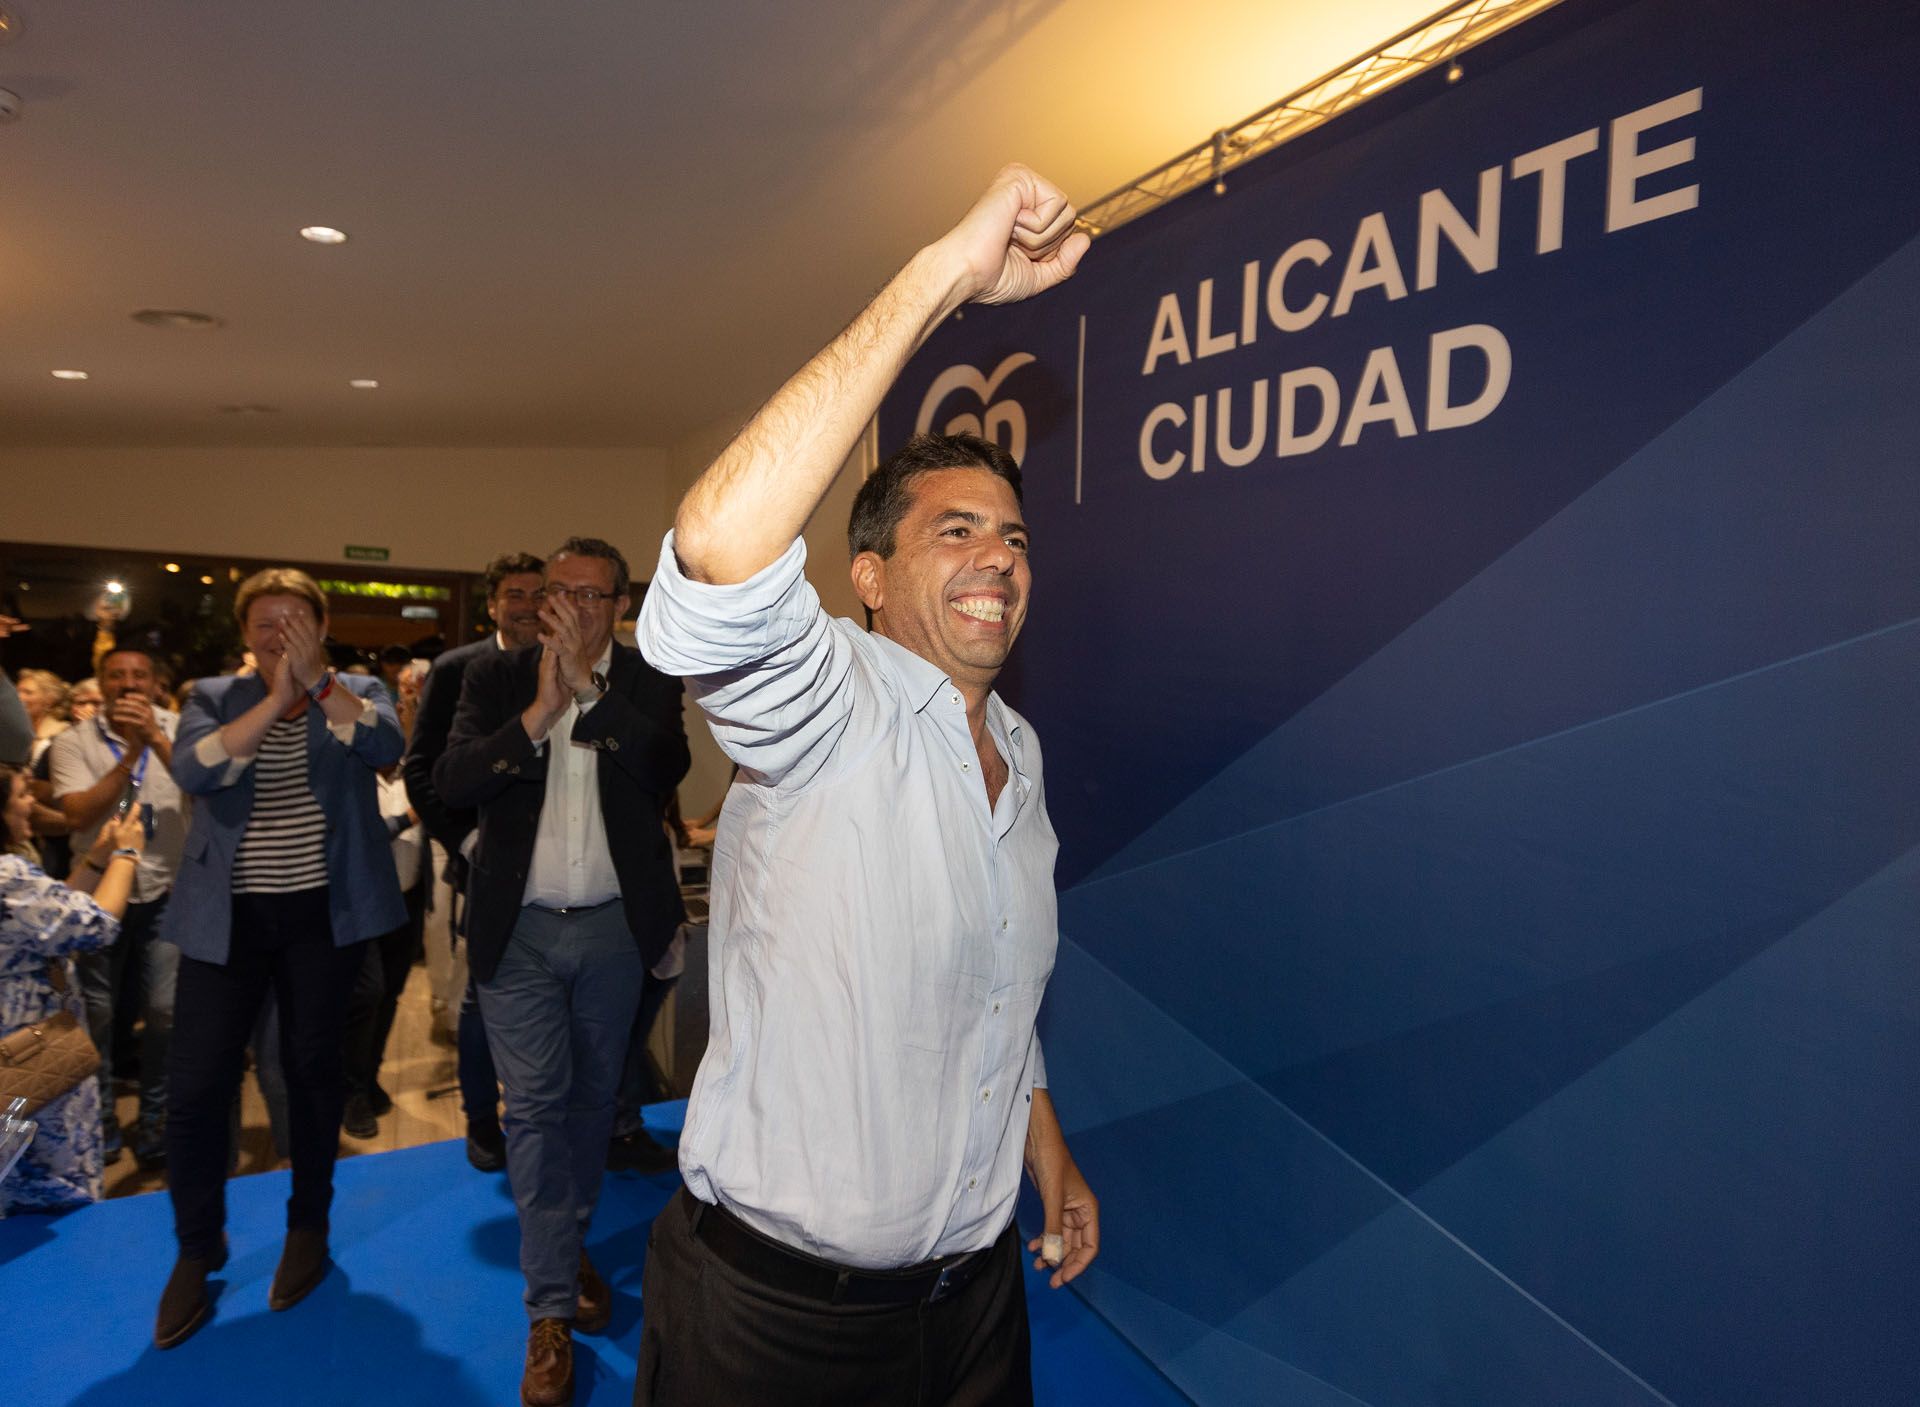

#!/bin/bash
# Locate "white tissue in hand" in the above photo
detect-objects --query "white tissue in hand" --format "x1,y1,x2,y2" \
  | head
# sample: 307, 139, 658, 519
1041, 1234, 1066, 1266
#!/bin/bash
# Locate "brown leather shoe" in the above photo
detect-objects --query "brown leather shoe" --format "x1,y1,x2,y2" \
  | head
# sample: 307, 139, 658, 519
521, 1317, 574, 1407
575, 1249, 611, 1334
154, 1239, 229, 1349
268, 1225, 331, 1310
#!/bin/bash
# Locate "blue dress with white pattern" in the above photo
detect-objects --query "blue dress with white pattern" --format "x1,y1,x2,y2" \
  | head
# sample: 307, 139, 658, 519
1, 852, 118, 1214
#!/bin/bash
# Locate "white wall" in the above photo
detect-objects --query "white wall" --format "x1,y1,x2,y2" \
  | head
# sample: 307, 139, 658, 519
0, 446, 676, 574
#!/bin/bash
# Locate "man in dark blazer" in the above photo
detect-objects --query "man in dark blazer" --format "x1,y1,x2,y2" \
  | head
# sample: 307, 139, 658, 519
435, 536, 689, 1407
401, 550, 545, 1171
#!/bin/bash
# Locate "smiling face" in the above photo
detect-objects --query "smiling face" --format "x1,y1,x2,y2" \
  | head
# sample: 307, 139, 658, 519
489, 571, 546, 651
852, 467, 1031, 691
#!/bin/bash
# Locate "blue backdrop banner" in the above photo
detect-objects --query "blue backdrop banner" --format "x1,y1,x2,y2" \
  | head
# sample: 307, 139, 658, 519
880, 1, 1920, 1402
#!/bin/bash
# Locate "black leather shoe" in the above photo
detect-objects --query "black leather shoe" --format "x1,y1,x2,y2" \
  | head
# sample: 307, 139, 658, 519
269, 1226, 331, 1310
155, 1239, 228, 1349
467, 1118, 507, 1172
342, 1093, 379, 1139
368, 1081, 393, 1117
605, 1128, 678, 1175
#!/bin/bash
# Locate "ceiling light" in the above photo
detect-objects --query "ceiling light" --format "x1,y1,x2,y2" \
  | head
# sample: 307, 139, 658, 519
0, 10, 18, 44
106, 580, 125, 594
349, 378, 380, 390
300, 226, 349, 245
200, 575, 215, 586
163, 562, 181, 573
132, 308, 224, 330
51, 368, 90, 380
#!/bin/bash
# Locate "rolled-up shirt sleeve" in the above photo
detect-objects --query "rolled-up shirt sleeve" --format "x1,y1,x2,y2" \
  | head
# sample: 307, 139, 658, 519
638, 532, 858, 790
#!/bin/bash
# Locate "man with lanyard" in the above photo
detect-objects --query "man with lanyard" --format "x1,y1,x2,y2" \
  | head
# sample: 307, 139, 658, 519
634, 163, 1097, 1405
49, 643, 189, 1169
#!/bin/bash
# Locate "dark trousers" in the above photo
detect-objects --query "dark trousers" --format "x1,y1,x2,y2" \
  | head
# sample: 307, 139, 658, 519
450, 876, 501, 1127
458, 972, 500, 1126
612, 968, 678, 1135
165, 888, 365, 1258
76, 894, 178, 1136
341, 878, 427, 1099
635, 1189, 1033, 1407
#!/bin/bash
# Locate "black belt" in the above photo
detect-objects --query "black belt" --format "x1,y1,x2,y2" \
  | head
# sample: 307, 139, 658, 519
681, 1190, 999, 1306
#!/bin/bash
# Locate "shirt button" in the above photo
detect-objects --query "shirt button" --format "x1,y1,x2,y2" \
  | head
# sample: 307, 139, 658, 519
981, 1088, 991, 1103
968, 1177, 977, 1190
993, 1002, 1001, 1014
951, 694, 961, 705
1000, 919, 1008, 930
961, 761, 970, 771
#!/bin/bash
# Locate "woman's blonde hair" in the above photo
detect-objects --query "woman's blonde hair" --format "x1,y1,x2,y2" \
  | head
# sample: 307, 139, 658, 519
233, 568, 327, 629
14, 668, 73, 722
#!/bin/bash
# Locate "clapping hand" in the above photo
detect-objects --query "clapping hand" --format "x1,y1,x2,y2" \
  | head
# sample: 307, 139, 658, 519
536, 596, 596, 695
108, 694, 159, 749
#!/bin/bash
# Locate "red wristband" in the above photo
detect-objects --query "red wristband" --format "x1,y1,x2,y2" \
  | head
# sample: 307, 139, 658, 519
308, 672, 335, 703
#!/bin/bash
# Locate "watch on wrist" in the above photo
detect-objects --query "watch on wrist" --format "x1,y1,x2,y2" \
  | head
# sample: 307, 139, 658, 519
574, 670, 609, 706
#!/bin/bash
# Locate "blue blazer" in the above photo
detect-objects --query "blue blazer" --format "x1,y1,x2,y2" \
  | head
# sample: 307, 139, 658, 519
164, 673, 407, 963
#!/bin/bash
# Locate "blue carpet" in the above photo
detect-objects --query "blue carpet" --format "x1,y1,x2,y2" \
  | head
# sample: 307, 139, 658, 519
3, 1102, 1185, 1406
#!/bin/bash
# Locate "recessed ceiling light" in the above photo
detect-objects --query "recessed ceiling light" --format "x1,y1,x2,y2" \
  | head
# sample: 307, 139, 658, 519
163, 562, 181, 573
300, 226, 349, 245
348, 378, 380, 390
131, 308, 224, 330
51, 368, 90, 380
199, 575, 215, 586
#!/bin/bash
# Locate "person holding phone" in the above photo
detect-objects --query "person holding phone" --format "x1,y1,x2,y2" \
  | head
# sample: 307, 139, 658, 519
1, 761, 147, 1214
155, 568, 405, 1349
49, 644, 189, 1170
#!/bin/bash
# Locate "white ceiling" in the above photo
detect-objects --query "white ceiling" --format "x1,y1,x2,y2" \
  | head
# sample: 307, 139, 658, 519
2, 0, 1443, 449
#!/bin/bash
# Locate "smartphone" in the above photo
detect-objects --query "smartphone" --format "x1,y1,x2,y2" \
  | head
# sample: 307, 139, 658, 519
140, 801, 156, 841
112, 785, 137, 822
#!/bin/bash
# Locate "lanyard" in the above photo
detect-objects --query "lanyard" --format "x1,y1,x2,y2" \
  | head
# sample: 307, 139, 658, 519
98, 717, 150, 789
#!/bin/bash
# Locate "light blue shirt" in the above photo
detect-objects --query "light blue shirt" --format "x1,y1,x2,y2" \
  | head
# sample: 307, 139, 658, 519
639, 533, 1057, 1269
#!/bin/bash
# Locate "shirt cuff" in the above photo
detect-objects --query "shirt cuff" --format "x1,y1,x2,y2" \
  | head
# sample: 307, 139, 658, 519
327, 694, 378, 744
636, 531, 816, 675
195, 730, 252, 784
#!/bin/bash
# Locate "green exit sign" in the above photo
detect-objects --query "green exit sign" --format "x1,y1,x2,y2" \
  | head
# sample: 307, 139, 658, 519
344, 545, 390, 563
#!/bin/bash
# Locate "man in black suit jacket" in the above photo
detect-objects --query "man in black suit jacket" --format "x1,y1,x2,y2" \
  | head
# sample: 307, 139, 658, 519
434, 537, 689, 1407
401, 551, 546, 1171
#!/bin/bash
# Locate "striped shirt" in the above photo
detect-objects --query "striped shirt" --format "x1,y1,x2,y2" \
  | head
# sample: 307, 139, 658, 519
232, 714, 329, 894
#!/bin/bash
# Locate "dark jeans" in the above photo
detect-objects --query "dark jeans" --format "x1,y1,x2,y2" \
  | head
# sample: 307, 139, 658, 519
636, 1189, 1033, 1407
341, 878, 427, 1100
76, 894, 178, 1134
165, 887, 365, 1259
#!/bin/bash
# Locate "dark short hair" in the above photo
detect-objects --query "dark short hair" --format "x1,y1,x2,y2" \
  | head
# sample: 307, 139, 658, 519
847, 433, 1023, 560
547, 537, 629, 599
482, 552, 545, 598
97, 643, 157, 675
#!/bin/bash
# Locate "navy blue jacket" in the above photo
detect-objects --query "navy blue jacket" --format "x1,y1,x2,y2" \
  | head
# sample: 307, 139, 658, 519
433, 641, 689, 983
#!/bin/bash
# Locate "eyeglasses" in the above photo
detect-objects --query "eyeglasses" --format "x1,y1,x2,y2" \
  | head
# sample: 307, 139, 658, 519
543, 585, 615, 605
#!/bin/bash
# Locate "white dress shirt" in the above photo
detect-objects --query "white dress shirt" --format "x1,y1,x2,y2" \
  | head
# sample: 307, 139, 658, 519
639, 533, 1057, 1270
522, 642, 620, 911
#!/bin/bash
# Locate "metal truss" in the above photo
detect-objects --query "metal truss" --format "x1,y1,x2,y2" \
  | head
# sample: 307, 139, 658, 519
1078, 0, 1568, 236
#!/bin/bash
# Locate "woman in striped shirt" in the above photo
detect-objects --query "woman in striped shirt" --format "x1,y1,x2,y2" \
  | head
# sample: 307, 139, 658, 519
156, 568, 405, 1349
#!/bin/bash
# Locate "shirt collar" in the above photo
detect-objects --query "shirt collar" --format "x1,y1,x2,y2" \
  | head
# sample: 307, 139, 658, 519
866, 630, 1026, 750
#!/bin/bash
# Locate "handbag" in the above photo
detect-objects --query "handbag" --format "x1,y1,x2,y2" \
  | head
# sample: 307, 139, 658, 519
0, 962, 102, 1117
